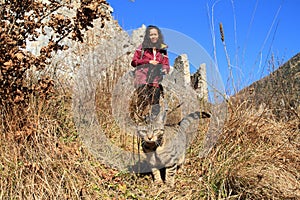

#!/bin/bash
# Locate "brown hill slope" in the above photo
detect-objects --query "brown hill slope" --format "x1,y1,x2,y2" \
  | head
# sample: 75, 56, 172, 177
232, 53, 300, 120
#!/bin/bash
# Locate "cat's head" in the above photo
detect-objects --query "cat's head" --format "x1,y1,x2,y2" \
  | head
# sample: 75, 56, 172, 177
137, 122, 165, 145
137, 103, 167, 146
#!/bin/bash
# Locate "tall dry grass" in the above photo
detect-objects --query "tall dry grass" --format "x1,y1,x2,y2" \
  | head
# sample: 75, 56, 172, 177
1, 57, 299, 199
202, 101, 299, 199
0, 81, 123, 199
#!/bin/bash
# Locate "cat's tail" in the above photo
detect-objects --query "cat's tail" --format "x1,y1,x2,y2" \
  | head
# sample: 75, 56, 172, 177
179, 111, 211, 146
179, 111, 210, 126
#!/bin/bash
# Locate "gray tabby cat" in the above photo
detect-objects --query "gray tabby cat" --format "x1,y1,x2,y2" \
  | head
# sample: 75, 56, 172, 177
137, 105, 210, 186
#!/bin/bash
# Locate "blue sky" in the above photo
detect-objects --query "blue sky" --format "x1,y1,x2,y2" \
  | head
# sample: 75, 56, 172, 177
107, 0, 299, 94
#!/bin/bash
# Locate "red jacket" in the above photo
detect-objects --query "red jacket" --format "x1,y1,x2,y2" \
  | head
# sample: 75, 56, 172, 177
131, 45, 170, 87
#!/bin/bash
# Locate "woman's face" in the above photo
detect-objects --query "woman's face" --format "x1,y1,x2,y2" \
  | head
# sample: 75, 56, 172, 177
149, 28, 159, 44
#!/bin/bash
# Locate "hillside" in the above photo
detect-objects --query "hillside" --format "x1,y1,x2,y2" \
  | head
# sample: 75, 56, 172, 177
232, 52, 300, 119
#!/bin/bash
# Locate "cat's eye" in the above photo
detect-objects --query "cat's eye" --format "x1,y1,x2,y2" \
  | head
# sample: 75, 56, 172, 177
138, 130, 147, 135
153, 129, 164, 134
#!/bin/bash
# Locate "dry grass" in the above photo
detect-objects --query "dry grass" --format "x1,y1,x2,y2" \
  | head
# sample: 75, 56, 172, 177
0, 91, 121, 199
0, 69, 299, 199
204, 102, 300, 199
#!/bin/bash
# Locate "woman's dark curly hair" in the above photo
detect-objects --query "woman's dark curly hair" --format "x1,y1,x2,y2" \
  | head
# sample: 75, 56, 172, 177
142, 25, 165, 49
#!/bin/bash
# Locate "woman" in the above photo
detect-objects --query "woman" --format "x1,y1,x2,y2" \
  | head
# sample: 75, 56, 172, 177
130, 25, 170, 122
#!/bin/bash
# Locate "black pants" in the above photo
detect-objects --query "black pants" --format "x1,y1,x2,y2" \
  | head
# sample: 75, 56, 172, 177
130, 84, 163, 122
136, 84, 161, 105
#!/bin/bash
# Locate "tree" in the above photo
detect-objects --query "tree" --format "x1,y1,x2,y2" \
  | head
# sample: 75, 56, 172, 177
0, 0, 111, 129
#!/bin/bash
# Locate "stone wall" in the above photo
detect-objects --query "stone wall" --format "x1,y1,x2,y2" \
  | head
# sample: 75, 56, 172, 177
170, 54, 208, 102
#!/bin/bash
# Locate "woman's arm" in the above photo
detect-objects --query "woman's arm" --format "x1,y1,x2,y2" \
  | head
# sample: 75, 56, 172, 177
160, 52, 170, 74
131, 48, 150, 67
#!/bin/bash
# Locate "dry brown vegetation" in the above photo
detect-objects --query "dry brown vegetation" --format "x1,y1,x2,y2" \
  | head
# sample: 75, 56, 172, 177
3, 62, 298, 199
1, 69, 299, 199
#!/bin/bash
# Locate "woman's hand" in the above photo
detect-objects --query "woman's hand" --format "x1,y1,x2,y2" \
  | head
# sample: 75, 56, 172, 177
149, 60, 159, 65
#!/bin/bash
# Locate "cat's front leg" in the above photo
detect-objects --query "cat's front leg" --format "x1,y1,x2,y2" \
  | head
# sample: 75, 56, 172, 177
165, 164, 177, 187
152, 168, 163, 185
